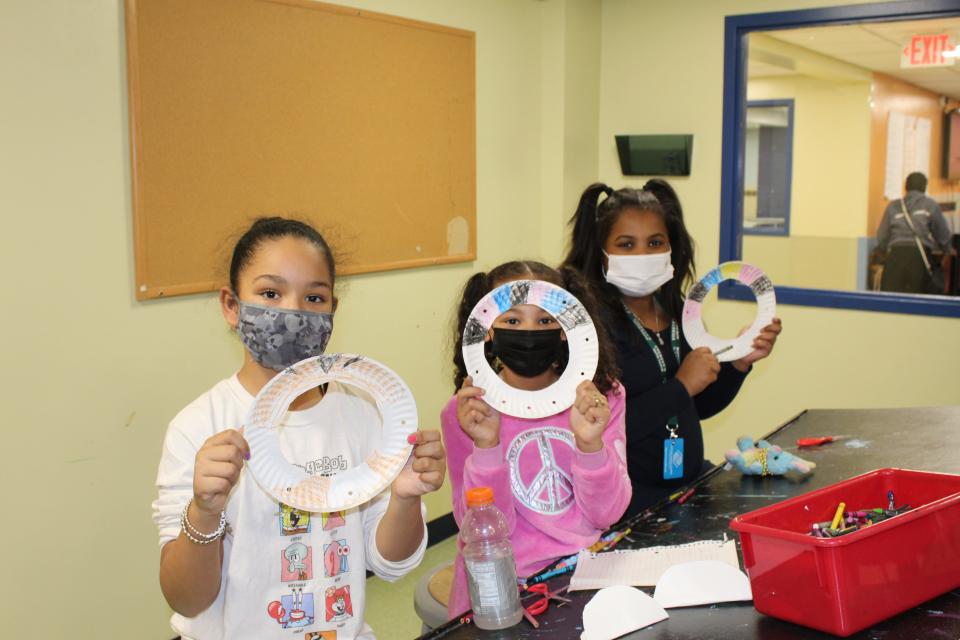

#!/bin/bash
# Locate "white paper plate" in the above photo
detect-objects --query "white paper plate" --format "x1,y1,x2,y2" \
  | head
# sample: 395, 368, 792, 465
653, 560, 752, 608
681, 262, 776, 362
581, 586, 669, 640
244, 353, 416, 512
461, 279, 599, 419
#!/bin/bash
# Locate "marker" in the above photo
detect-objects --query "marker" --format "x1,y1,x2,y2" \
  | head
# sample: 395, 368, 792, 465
713, 345, 734, 357
797, 435, 849, 447
831, 502, 846, 530
677, 487, 696, 505
600, 528, 632, 550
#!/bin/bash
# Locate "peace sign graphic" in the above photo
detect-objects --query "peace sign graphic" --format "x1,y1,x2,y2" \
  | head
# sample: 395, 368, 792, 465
506, 427, 575, 515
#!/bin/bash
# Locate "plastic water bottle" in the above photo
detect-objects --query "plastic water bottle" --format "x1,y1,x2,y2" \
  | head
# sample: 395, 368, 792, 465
460, 486, 523, 630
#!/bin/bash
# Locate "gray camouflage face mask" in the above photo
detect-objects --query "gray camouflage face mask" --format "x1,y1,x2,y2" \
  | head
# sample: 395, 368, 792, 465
235, 300, 334, 371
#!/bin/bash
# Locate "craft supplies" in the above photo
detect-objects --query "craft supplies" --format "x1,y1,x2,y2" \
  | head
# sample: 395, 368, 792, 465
731, 468, 960, 636
462, 279, 599, 419
797, 435, 849, 447
245, 353, 416, 512
682, 261, 776, 362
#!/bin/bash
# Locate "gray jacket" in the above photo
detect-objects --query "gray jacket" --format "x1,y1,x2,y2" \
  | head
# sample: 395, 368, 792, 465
876, 191, 951, 252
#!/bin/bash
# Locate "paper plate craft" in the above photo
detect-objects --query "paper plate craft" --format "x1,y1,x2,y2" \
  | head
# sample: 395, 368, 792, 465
725, 436, 816, 476
244, 353, 417, 512
681, 261, 776, 362
581, 586, 668, 640
462, 279, 598, 419
653, 560, 752, 609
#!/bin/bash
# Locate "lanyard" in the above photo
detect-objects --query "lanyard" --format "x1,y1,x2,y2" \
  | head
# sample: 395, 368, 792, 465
623, 303, 680, 432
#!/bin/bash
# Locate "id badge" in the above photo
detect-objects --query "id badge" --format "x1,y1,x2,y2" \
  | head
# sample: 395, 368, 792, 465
663, 437, 685, 480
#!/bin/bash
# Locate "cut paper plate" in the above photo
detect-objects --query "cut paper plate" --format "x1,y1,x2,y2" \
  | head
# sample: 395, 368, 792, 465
682, 261, 776, 362
653, 560, 753, 608
462, 279, 598, 419
244, 353, 417, 513
581, 586, 669, 640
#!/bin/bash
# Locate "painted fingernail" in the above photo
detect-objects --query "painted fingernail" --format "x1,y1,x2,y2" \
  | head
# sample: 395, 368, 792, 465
245, 452, 251, 460
407, 433, 418, 445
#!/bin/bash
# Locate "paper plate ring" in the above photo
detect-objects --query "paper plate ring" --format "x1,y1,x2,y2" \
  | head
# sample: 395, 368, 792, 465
244, 353, 417, 513
681, 262, 776, 363
462, 279, 599, 419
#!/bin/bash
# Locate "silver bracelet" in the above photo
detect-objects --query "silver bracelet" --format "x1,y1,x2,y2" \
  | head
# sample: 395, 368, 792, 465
180, 498, 226, 545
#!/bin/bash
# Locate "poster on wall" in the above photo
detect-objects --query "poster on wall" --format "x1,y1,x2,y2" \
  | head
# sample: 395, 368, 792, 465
884, 110, 931, 200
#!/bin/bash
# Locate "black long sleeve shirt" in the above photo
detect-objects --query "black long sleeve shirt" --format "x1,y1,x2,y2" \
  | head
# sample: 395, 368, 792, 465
609, 315, 749, 516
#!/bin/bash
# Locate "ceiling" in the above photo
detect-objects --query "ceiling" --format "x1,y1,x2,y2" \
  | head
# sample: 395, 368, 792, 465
751, 17, 960, 99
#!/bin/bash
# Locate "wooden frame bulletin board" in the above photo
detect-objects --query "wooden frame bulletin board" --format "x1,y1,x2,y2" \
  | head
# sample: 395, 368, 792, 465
125, 0, 476, 300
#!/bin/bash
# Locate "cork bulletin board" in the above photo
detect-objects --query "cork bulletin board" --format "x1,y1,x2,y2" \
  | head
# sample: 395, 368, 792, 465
125, 0, 476, 300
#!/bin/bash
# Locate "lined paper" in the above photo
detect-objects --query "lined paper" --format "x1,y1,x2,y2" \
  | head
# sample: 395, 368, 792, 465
569, 538, 740, 591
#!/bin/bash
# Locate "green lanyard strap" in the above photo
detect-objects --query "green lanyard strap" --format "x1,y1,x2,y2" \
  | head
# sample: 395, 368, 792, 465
623, 303, 680, 430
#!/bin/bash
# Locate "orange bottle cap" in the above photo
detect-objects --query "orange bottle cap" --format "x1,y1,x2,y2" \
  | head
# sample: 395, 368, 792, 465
466, 486, 495, 508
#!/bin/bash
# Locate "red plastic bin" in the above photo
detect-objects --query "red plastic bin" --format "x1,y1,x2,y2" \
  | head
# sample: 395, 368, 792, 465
730, 468, 960, 637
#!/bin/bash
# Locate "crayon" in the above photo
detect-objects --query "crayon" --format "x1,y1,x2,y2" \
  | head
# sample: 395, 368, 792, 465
831, 502, 846, 530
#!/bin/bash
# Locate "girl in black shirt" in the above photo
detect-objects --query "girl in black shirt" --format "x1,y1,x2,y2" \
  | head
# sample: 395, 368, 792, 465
562, 180, 782, 517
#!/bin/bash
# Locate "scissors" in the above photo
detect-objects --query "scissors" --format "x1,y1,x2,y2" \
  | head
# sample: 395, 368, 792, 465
521, 583, 572, 628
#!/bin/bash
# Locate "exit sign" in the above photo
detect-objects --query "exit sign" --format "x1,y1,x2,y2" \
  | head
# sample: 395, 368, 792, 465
901, 34, 957, 68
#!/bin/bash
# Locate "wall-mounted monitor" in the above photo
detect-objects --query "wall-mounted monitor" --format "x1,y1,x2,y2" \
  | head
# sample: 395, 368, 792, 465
615, 134, 693, 176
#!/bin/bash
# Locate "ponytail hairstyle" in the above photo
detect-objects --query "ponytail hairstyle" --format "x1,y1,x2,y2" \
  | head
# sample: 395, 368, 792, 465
451, 260, 620, 395
561, 179, 696, 332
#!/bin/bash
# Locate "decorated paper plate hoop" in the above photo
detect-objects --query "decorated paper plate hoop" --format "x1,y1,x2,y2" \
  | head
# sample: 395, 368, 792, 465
244, 353, 417, 512
462, 279, 599, 419
681, 262, 776, 363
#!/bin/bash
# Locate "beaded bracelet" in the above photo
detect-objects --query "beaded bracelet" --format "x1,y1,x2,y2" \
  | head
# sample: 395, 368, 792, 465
180, 499, 227, 545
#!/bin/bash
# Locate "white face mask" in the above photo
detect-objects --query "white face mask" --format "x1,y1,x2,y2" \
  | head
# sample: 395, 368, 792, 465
603, 251, 674, 297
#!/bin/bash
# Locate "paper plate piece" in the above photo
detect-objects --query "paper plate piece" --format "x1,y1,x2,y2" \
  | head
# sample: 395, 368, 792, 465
653, 560, 753, 608
581, 586, 668, 640
462, 279, 599, 419
682, 261, 776, 362
245, 353, 416, 513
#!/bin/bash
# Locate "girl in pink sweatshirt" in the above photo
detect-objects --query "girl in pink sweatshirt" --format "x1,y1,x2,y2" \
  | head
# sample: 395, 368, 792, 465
442, 261, 632, 619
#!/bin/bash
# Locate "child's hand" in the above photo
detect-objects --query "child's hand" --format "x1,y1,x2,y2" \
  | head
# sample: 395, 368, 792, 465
193, 427, 249, 517
733, 318, 782, 371
392, 430, 446, 499
569, 381, 610, 453
676, 347, 720, 396
456, 376, 501, 449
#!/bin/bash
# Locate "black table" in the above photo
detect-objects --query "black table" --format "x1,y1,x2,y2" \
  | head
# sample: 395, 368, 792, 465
418, 406, 960, 640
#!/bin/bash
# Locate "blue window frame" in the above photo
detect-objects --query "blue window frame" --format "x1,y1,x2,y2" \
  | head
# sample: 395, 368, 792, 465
743, 99, 793, 237
719, 0, 960, 318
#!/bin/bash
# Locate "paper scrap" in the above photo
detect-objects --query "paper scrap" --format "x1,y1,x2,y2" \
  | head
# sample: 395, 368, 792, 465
653, 560, 752, 608
569, 538, 739, 591
581, 586, 668, 640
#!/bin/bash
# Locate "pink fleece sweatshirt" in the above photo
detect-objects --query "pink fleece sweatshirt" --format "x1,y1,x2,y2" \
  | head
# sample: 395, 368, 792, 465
441, 385, 631, 619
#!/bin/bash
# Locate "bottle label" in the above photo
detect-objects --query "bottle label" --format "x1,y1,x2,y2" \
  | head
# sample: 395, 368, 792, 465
465, 556, 518, 615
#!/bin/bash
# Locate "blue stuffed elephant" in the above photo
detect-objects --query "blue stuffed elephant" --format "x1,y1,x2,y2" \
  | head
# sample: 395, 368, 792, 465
725, 436, 815, 476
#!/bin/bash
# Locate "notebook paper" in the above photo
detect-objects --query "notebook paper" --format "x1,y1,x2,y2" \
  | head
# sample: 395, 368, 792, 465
569, 538, 739, 591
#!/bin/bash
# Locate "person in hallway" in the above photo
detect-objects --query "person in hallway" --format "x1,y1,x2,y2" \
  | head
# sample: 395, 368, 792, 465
876, 172, 951, 294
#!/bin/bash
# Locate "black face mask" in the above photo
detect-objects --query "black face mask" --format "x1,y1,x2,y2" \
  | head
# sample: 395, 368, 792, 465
490, 328, 564, 378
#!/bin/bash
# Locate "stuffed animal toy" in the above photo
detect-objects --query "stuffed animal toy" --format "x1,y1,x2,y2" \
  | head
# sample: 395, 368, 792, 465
725, 436, 816, 476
